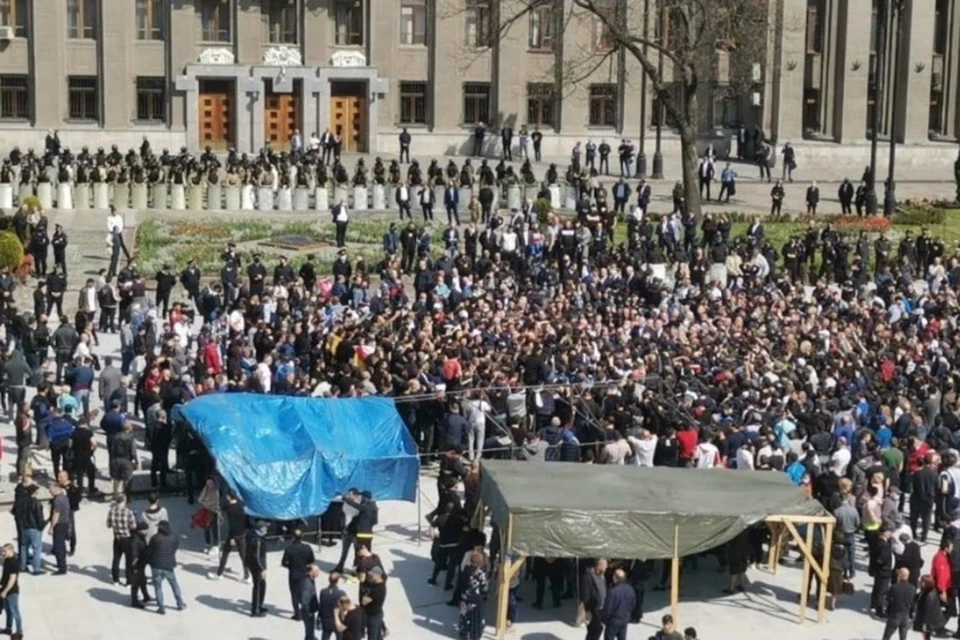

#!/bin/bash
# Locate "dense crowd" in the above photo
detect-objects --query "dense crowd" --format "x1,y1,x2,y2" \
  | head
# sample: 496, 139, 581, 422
3, 132, 960, 640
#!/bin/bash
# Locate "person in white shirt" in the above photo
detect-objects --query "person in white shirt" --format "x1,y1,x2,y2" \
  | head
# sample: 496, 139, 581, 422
255, 355, 273, 393
106, 206, 124, 234
694, 439, 720, 469
627, 429, 658, 467
830, 438, 852, 477
500, 229, 518, 255
464, 394, 491, 461
735, 442, 755, 471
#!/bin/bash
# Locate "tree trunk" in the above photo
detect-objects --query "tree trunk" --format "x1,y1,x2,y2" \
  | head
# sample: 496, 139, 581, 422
679, 126, 701, 217
679, 82, 702, 217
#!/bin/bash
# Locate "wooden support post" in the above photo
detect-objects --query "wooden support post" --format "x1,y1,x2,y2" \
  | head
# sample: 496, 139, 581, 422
495, 515, 515, 639
671, 523, 680, 624
798, 523, 813, 623
767, 522, 781, 573
817, 521, 834, 622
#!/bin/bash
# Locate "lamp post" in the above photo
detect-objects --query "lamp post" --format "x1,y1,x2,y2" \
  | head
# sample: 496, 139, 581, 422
865, 0, 887, 215
636, 0, 649, 178
883, 0, 906, 217
651, 3, 665, 179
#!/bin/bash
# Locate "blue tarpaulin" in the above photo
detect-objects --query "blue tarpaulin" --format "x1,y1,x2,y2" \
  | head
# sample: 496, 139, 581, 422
178, 393, 420, 520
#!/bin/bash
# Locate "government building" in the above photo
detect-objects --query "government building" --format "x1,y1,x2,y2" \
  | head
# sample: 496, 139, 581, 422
0, 0, 956, 160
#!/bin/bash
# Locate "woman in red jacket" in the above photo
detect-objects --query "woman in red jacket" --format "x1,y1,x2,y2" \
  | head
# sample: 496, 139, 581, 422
931, 537, 955, 627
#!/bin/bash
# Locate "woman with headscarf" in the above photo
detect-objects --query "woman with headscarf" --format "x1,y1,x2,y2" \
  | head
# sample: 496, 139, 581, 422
458, 550, 489, 640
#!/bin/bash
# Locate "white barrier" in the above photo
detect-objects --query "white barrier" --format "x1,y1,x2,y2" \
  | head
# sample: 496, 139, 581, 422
93, 183, 110, 209
112, 184, 130, 209
257, 187, 274, 212
151, 184, 168, 210
277, 187, 293, 211
507, 185, 521, 211
241, 185, 255, 210
354, 186, 368, 211
314, 187, 329, 211
130, 183, 147, 209
334, 186, 349, 206
293, 187, 310, 211
207, 184, 222, 210
549, 185, 561, 209
564, 186, 577, 210
170, 184, 185, 210
0, 184, 13, 209
187, 185, 204, 210
18, 183, 33, 204
56, 183, 73, 209
75, 184, 91, 209
224, 186, 241, 210
372, 185, 386, 210
36, 183, 53, 210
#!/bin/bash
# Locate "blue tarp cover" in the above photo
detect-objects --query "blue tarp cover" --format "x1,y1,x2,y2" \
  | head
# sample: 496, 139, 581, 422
178, 393, 420, 520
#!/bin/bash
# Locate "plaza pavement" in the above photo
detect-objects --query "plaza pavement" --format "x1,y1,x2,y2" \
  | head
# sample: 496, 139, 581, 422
0, 322, 930, 640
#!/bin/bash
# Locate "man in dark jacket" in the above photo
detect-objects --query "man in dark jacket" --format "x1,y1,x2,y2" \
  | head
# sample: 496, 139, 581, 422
245, 520, 270, 617
282, 528, 317, 621
12, 484, 44, 574
602, 568, 636, 639
334, 490, 378, 574
147, 520, 184, 614
882, 567, 914, 640
212, 493, 249, 580
581, 558, 608, 640
298, 562, 322, 639
318, 571, 347, 639
129, 521, 151, 608
52, 316, 78, 384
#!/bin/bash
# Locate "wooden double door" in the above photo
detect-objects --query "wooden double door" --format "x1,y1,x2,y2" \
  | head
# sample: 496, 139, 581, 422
329, 81, 367, 153
198, 80, 234, 149
265, 83, 300, 149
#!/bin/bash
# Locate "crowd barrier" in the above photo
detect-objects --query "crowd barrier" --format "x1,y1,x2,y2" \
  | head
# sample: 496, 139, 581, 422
0, 182, 578, 214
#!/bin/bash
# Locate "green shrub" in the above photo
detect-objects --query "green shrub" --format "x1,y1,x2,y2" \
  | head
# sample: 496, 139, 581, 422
0, 231, 24, 269
534, 198, 552, 225
894, 201, 946, 226
20, 196, 41, 213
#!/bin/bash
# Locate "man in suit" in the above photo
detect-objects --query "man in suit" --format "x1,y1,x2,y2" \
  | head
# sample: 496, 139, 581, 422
418, 184, 435, 223
398, 127, 412, 164
501, 126, 513, 160
838, 178, 854, 215
581, 558, 607, 640
317, 571, 346, 640
881, 567, 914, 640
697, 156, 714, 200
612, 179, 631, 216
747, 220, 764, 245
283, 528, 317, 622
395, 181, 412, 221
443, 181, 460, 225
806, 181, 820, 215
297, 563, 322, 640
636, 179, 652, 216
871, 526, 894, 617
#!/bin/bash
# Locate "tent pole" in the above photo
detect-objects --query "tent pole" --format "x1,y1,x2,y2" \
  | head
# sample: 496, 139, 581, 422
416, 473, 422, 546
766, 522, 780, 573
817, 521, 834, 622
798, 523, 813, 624
670, 523, 680, 624
495, 516, 514, 639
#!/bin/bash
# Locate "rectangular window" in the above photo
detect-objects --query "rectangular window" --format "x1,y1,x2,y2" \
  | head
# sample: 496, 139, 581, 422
589, 84, 617, 127
200, 0, 232, 42
529, 2, 555, 51
400, 0, 426, 46
869, 1, 878, 53
334, 0, 363, 46
465, 0, 490, 48
711, 88, 739, 129
135, 0, 164, 40
399, 81, 427, 124
463, 82, 490, 125
68, 76, 99, 121
594, 0, 617, 52
803, 88, 820, 134
263, 0, 297, 43
0, 75, 28, 119
806, 1, 822, 54
934, 0, 948, 56
67, 0, 97, 39
527, 83, 555, 128
0, 0, 28, 38
136, 77, 166, 124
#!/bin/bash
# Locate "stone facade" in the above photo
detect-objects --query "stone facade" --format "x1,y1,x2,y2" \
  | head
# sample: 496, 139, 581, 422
0, 0, 955, 157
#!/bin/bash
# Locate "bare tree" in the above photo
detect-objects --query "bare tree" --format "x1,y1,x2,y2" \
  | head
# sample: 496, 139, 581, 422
447, 0, 771, 216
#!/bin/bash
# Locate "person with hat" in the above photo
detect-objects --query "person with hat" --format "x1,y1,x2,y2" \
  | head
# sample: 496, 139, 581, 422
247, 253, 267, 297
154, 263, 176, 317
245, 520, 270, 617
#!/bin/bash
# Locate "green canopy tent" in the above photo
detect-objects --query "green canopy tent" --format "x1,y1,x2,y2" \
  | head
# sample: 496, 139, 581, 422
478, 460, 835, 637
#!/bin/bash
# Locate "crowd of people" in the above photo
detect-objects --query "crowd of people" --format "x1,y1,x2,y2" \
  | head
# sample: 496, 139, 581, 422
2, 130, 960, 640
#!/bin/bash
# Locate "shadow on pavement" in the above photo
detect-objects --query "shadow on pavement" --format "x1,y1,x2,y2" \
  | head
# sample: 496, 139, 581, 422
88, 586, 131, 606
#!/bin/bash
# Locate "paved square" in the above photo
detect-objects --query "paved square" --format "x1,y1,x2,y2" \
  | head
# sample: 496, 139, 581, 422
0, 477, 898, 640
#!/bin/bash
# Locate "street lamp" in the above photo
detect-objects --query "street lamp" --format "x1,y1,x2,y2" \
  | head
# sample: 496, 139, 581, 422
865, 0, 887, 215
636, 0, 649, 178
883, 0, 906, 217
651, 2, 665, 179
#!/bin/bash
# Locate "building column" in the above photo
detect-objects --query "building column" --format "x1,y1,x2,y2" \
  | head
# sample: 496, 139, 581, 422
369, 0, 399, 140
430, 0, 460, 131
240, 73, 263, 153
771, 0, 806, 143
236, 0, 263, 65
175, 74, 200, 150
100, 0, 134, 129
302, 1, 329, 66
169, 2, 196, 132
30, 0, 65, 128
833, 0, 871, 142
898, 0, 936, 142
953, 1, 960, 138
492, 0, 526, 131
